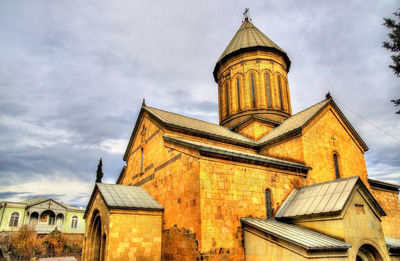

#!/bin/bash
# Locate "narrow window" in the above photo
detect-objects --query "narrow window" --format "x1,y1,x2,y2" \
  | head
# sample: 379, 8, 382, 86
225, 83, 230, 115
141, 148, 144, 173
265, 74, 271, 108
9, 212, 19, 227
333, 153, 340, 179
251, 74, 256, 107
71, 216, 78, 229
278, 76, 283, 109
265, 189, 273, 219
236, 77, 241, 111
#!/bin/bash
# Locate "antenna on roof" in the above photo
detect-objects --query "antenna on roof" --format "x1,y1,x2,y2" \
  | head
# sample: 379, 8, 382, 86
243, 8, 252, 22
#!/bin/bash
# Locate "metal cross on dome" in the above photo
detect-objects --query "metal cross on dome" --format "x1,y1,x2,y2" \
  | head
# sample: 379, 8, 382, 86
243, 8, 252, 21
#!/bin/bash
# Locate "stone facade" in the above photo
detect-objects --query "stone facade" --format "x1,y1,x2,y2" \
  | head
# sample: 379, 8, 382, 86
82, 17, 400, 261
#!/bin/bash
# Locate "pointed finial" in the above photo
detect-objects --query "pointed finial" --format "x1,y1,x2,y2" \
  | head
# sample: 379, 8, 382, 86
243, 8, 251, 21
142, 98, 146, 107
96, 158, 103, 183
325, 92, 332, 100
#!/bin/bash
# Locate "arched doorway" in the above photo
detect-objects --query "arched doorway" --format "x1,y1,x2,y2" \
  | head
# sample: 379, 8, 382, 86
29, 212, 39, 228
88, 210, 103, 261
356, 244, 383, 261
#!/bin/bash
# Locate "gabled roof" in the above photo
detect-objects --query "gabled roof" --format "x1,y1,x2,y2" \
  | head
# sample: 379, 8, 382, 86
123, 105, 256, 160
18, 196, 82, 211
241, 218, 351, 251
123, 98, 369, 162
369, 178, 400, 192
275, 176, 386, 219
258, 98, 369, 151
85, 183, 163, 218
213, 19, 291, 81
163, 135, 310, 173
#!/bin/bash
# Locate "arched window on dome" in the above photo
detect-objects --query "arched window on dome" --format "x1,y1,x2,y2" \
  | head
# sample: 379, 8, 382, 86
333, 153, 341, 179
250, 73, 256, 108
225, 83, 230, 115
9, 212, 19, 227
236, 77, 241, 111
265, 73, 272, 108
277, 75, 284, 110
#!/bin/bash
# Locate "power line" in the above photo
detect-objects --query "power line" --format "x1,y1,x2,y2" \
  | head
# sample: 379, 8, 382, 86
335, 99, 400, 143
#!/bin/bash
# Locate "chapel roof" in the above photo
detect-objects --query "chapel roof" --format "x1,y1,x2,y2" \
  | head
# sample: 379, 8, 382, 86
96, 183, 163, 211
275, 176, 386, 219
213, 18, 291, 81
123, 97, 369, 162
163, 135, 310, 173
241, 218, 351, 251
2, 196, 83, 211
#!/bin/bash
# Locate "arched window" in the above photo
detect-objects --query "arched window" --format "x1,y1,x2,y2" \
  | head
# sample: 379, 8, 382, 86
333, 153, 340, 179
225, 83, 230, 115
236, 77, 241, 111
71, 216, 78, 229
9, 212, 19, 227
265, 73, 272, 108
140, 148, 144, 173
250, 73, 256, 108
277, 75, 284, 109
265, 189, 273, 219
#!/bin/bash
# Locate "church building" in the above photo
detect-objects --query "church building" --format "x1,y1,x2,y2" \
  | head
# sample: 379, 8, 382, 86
82, 15, 400, 261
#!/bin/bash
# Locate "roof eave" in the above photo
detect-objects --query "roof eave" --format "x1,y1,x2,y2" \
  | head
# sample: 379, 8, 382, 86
213, 46, 291, 83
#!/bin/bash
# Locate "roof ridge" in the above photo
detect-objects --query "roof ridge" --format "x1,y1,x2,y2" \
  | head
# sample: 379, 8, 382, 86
145, 106, 228, 129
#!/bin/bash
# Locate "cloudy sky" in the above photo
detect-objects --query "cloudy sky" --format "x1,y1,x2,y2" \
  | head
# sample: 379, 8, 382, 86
0, 0, 399, 207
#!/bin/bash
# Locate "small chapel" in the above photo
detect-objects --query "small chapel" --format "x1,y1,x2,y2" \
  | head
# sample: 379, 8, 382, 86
82, 13, 400, 261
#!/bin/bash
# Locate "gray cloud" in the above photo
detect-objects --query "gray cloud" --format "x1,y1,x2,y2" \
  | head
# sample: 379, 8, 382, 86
0, 0, 399, 206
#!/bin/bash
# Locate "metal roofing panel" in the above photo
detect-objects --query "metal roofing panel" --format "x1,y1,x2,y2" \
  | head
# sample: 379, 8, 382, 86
275, 177, 360, 219
96, 183, 163, 210
386, 236, 400, 250
241, 218, 351, 251
145, 107, 256, 145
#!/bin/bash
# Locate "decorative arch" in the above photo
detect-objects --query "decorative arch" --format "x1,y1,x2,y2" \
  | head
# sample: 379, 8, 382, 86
276, 73, 284, 110
247, 70, 258, 108
40, 210, 56, 225
232, 73, 243, 112
356, 243, 384, 261
262, 70, 273, 108
87, 209, 106, 261
29, 212, 39, 227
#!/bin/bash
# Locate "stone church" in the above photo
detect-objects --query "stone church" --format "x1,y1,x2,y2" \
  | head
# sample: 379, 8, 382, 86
82, 16, 400, 261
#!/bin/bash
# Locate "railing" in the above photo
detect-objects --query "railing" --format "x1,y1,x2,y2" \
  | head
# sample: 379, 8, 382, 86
33, 224, 64, 233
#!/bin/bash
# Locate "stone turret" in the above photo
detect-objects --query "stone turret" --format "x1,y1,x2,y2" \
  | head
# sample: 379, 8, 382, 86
213, 17, 292, 140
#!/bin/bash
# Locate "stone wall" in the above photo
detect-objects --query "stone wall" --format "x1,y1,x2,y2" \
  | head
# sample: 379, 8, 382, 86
370, 187, 400, 238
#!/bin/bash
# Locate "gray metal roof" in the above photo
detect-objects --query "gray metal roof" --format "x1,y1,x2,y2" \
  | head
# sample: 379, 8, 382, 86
369, 178, 400, 192
96, 183, 163, 210
213, 19, 291, 81
276, 177, 358, 218
275, 176, 385, 219
386, 236, 400, 250
19, 197, 82, 211
241, 218, 351, 251
216, 19, 287, 63
145, 106, 256, 145
163, 135, 310, 172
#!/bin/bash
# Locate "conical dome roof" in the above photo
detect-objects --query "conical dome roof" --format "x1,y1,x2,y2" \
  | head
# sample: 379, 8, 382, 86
213, 18, 291, 81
